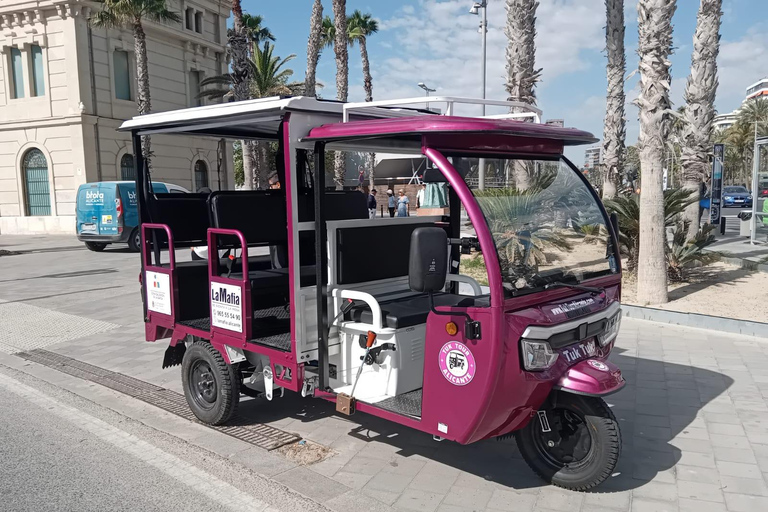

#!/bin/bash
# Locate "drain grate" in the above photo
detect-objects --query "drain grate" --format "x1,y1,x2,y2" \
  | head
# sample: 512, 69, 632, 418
18, 349, 301, 450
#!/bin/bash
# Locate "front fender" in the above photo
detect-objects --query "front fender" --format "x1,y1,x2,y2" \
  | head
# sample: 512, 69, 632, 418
555, 359, 625, 397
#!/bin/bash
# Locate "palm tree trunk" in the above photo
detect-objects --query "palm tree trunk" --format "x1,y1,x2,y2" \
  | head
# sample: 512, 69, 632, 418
242, 140, 257, 189
133, 22, 152, 166
636, 0, 677, 305
305, 0, 323, 97
332, 0, 349, 190
505, 0, 541, 191
230, 1, 252, 189
359, 37, 373, 102
681, 0, 722, 239
602, 0, 627, 200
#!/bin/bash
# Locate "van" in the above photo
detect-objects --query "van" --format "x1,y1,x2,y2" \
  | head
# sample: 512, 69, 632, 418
76, 181, 188, 252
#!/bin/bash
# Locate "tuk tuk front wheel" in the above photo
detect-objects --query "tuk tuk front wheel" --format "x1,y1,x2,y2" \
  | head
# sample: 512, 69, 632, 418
181, 342, 239, 425
515, 392, 620, 491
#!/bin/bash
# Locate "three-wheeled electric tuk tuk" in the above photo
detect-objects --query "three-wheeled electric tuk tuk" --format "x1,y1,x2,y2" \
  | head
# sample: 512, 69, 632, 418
120, 96, 625, 490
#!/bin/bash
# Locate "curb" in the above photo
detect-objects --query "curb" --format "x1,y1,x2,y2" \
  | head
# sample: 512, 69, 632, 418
719, 255, 768, 273
622, 304, 768, 339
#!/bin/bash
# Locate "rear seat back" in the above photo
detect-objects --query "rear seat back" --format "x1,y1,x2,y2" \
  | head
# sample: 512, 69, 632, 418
297, 190, 369, 222
150, 193, 210, 246
209, 190, 287, 245
336, 222, 450, 285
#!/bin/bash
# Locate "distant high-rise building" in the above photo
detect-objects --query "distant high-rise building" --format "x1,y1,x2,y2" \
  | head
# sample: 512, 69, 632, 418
714, 78, 768, 131
545, 119, 564, 127
584, 147, 602, 169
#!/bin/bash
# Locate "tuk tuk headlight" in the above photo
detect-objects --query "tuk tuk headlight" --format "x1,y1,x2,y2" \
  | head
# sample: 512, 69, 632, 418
521, 339, 558, 371
598, 311, 622, 347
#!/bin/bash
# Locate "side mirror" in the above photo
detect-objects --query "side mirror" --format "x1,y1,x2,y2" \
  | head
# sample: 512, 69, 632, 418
609, 212, 620, 240
409, 227, 448, 293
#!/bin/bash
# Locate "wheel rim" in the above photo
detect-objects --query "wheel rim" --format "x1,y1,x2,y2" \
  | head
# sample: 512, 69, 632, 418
134, 232, 141, 249
189, 360, 217, 411
532, 407, 594, 469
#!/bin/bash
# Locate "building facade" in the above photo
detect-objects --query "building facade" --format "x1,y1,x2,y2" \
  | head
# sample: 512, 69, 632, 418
584, 146, 602, 170
0, 0, 233, 234
713, 78, 768, 132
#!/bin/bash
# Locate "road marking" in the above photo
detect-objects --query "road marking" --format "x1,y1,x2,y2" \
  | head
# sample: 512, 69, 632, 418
0, 371, 277, 512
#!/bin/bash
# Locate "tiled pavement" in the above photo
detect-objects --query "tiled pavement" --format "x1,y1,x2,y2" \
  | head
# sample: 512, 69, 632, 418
3, 235, 768, 511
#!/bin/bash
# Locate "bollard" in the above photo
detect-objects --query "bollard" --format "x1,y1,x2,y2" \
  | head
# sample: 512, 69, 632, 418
720, 216, 726, 235
380, 205, 384, 218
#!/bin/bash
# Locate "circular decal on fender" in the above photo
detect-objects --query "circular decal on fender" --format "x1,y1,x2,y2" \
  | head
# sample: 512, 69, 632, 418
587, 359, 609, 372
438, 341, 476, 386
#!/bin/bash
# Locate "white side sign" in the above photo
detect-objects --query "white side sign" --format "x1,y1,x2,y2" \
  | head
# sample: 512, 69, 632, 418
145, 271, 171, 315
211, 282, 243, 333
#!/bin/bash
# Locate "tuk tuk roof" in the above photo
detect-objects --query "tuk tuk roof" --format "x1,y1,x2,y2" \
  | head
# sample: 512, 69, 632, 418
304, 116, 598, 148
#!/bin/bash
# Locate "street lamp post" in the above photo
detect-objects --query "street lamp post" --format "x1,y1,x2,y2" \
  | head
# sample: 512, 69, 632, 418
418, 82, 436, 111
469, 1, 488, 190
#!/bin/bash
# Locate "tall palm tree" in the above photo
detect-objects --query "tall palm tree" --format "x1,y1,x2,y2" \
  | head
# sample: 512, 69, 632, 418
601, 0, 627, 200
348, 10, 378, 189
635, 0, 677, 305
739, 98, 768, 135
305, 0, 323, 97
505, 0, 541, 191
332, 0, 349, 189
241, 13, 275, 56
680, 0, 722, 239
228, 1, 254, 189
92, 0, 180, 166
199, 43, 299, 188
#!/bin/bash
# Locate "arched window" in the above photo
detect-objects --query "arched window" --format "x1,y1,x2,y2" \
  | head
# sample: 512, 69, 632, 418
120, 153, 135, 181
194, 160, 208, 191
22, 148, 51, 216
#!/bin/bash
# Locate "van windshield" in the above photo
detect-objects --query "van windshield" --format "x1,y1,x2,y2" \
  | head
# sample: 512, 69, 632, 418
452, 156, 617, 297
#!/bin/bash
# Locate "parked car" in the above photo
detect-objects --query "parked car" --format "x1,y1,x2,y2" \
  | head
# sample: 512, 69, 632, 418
722, 186, 752, 208
76, 181, 188, 252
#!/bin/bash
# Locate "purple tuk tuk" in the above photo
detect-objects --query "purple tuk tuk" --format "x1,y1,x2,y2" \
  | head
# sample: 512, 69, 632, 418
120, 96, 624, 490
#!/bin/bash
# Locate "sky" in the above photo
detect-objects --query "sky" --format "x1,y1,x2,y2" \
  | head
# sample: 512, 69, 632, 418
244, 0, 768, 162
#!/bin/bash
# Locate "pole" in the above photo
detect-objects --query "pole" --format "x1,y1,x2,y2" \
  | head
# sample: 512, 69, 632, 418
750, 123, 760, 245
425, 90, 430, 112
478, 2, 487, 190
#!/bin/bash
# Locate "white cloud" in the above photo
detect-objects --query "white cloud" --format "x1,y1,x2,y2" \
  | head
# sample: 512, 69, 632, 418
717, 22, 768, 112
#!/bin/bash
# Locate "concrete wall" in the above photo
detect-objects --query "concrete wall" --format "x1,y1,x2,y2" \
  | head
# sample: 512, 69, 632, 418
0, 0, 232, 235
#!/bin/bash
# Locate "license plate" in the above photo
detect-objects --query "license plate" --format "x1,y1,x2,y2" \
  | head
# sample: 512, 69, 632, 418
562, 339, 597, 364
735, 199, 744, 203
81, 223, 96, 232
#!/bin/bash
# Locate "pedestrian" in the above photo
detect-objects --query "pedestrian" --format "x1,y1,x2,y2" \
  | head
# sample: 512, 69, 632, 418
417, 183, 426, 209
368, 188, 377, 219
387, 189, 396, 217
358, 166, 365, 188
396, 189, 409, 217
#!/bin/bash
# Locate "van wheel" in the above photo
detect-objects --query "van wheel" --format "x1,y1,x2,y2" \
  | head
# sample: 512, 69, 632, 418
128, 228, 141, 252
181, 342, 239, 425
85, 242, 107, 252
515, 392, 621, 491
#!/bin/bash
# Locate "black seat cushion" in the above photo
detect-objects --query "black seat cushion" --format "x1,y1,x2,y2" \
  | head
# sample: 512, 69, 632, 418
345, 293, 485, 329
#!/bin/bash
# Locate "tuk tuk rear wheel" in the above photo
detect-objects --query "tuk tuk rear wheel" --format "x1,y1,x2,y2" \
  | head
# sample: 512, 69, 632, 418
181, 342, 239, 425
515, 392, 620, 491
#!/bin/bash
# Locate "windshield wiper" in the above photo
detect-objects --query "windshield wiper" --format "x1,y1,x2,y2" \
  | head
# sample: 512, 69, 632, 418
544, 281, 603, 294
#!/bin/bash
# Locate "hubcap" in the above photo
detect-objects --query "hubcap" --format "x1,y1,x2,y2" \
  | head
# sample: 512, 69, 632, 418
189, 360, 217, 410
533, 407, 593, 468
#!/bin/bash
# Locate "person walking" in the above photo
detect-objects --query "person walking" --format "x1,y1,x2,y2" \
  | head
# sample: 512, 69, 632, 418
368, 188, 377, 219
396, 189, 409, 217
417, 183, 426, 209
387, 189, 396, 217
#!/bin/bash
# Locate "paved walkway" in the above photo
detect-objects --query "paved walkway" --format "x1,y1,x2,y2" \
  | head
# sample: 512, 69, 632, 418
3, 234, 768, 511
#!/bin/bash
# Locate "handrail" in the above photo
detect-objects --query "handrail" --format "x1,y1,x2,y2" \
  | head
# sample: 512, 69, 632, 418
207, 228, 250, 281
141, 223, 175, 269
334, 289, 383, 332
343, 96, 543, 123
446, 274, 482, 296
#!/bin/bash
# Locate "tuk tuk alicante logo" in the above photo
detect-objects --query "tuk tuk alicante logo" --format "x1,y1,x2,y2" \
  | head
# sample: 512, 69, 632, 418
211, 286, 241, 305
438, 341, 476, 386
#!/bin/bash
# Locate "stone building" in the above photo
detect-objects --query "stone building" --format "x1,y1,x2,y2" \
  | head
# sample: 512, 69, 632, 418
0, 0, 233, 234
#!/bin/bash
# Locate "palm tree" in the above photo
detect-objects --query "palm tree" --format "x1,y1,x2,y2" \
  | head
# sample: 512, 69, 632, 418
601, 0, 627, 200
332, 0, 349, 189
739, 98, 768, 135
348, 10, 378, 189
199, 42, 299, 188
241, 13, 275, 56
680, 0, 722, 239
92, 0, 180, 166
228, 1, 253, 189
635, 0, 677, 305
504, 0, 542, 191
305, 0, 323, 97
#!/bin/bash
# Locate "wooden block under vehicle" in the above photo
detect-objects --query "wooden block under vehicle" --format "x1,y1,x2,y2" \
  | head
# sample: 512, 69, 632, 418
336, 393, 356, 415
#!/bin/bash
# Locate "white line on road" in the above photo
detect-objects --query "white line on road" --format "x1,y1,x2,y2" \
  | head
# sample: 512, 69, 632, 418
0, 371, 278, 512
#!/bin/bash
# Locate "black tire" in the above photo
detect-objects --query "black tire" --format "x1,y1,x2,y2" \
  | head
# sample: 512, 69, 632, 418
181, 342, 239, 425
515, 392, 621, 490
128, 228, 141, 253
85, 242, 107, 252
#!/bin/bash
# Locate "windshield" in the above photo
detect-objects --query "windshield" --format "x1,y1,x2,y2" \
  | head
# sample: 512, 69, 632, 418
453, 156, 617, 297
724, 187, 748, 194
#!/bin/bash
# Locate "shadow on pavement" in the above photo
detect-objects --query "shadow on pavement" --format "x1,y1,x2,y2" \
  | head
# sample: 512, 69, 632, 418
238, 348, 733, 492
